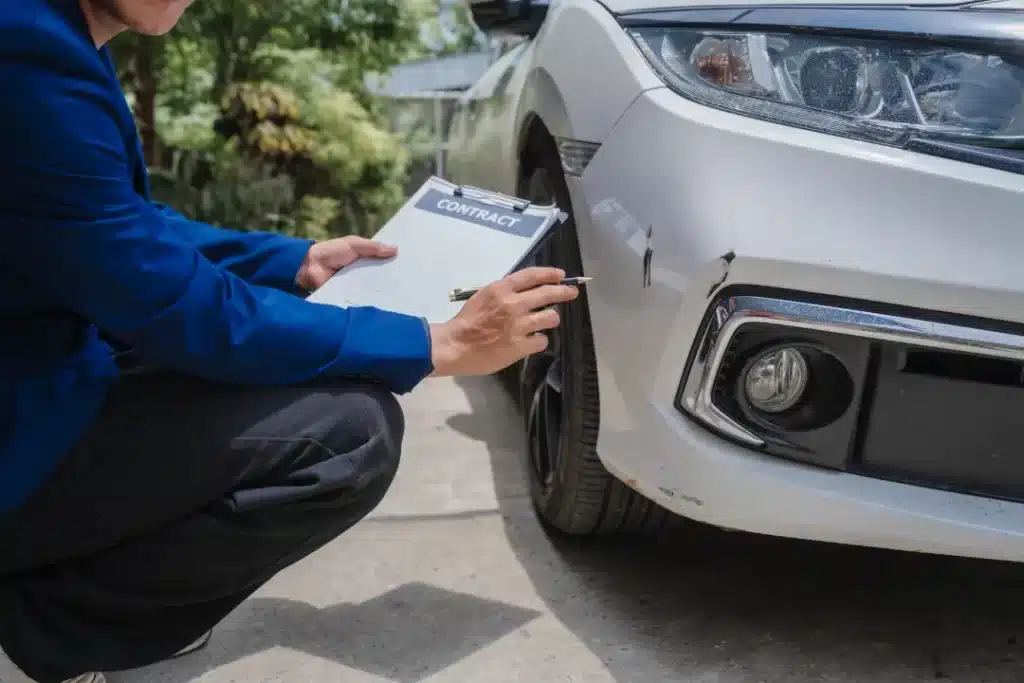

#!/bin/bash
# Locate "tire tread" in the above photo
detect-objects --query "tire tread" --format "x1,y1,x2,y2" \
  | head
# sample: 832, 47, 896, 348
518, 133, 672, 538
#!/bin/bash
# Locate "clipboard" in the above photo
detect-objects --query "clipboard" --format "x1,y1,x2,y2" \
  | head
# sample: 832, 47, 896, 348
306, 176, 567, 323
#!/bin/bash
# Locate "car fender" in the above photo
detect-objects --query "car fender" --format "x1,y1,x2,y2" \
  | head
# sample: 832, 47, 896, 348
513, 66, 569, 161
513, 0, 663, 157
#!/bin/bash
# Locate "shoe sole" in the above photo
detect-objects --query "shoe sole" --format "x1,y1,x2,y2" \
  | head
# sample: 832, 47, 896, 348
170, 630, 212, 659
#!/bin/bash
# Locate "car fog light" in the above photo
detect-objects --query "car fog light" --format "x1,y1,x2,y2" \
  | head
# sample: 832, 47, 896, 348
743, 347, 808, 413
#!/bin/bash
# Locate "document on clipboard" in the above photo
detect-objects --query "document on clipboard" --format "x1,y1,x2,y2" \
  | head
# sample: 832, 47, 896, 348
307, 176, 566, 323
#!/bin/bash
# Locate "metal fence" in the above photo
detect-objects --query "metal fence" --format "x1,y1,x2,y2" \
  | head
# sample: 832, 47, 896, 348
378, 91, 465, 181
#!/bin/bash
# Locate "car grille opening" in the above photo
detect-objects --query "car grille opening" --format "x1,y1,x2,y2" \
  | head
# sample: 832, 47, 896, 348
900, 349, 1024, 388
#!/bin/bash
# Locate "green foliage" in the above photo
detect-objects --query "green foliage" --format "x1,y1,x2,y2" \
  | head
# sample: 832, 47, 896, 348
288, 196, 344, 242
302, 85, 410, 225
160, 38, 215, 117
157, 102, 218, 152
171, 0, 435, 99
216, 82, 314, 166
112, 0, 485, 241
206, 74, 409, 238
149, 141, 295, 233
421, 1, 488, 57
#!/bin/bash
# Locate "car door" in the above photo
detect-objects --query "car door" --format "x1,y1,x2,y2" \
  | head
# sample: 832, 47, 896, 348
445, 39, 532, 194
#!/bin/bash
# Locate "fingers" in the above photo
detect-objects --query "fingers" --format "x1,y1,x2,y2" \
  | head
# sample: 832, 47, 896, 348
518, 307, 560, 336
514, 283, 579, 312
502, 266, 566, 292
520, 333, 550, 356
347, 236, 398, 259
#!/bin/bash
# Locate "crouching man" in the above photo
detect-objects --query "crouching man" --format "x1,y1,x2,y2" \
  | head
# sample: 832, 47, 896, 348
0, 1, 579, 682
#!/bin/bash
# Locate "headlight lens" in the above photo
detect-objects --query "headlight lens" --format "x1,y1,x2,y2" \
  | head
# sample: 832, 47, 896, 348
628, 27, 1024, 149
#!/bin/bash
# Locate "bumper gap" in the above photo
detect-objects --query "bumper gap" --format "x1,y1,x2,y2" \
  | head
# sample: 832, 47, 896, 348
901, 348, 1024, 388
860, 343, 1024, 502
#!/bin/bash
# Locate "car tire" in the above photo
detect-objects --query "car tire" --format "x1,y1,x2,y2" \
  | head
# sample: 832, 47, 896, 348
513, 134, 675, 536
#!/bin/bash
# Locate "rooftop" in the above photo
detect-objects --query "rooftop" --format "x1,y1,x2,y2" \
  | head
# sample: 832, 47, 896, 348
365, 51, 496, 98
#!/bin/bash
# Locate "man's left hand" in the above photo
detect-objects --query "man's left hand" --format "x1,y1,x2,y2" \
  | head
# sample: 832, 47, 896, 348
295, 236, 398, 291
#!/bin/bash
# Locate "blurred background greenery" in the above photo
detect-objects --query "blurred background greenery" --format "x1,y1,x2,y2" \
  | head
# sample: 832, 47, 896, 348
111, 0, 488, 240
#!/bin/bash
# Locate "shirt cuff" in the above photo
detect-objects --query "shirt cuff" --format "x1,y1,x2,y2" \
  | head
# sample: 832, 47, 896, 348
328, 306, 435, 394
262, 236, 315, 295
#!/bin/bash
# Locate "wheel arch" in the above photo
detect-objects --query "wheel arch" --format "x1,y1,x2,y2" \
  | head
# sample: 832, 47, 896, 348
510, 0, 661, 166
516, 115, 558, 193
513, 66, 572, 188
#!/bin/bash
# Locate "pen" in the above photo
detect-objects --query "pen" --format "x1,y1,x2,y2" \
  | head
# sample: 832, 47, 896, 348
448, 277, 593, 302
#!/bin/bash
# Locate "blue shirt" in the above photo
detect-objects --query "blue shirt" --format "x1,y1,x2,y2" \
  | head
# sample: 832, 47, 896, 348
0, 0, 434, 517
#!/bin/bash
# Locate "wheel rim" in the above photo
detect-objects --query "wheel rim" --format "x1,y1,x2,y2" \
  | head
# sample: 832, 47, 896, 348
526, 326, 564, 487
521, 168, 571, 491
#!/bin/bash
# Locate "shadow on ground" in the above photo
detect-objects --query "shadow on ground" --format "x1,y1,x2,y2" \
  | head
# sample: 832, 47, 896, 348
448, 375, 1024, 682
110, 581, 539, 683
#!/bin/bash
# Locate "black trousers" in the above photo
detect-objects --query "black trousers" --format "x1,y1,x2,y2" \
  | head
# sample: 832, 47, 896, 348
0, 367, 405, 683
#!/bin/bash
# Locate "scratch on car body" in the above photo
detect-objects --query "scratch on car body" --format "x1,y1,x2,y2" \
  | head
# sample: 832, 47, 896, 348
660, 486, 703, 507
706, 251, 735, 299
642, 226, 653, 289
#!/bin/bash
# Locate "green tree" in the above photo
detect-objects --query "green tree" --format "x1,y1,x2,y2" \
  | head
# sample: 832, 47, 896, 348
171, 0, 434, 99
424, 1, 487, 58
109, 0, 443, 240
111, 0, 436, 163
108, 34, 166, 165
211, 49, 412, 237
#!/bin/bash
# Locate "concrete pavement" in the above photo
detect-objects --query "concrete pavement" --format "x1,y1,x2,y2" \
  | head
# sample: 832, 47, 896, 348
116, 375, 1024, 683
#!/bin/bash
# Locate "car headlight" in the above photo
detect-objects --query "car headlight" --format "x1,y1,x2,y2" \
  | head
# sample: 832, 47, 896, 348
625, 17, 1024, 153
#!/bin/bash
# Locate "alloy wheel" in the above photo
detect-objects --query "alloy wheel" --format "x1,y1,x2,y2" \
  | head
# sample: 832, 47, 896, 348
520, 168, 571, 493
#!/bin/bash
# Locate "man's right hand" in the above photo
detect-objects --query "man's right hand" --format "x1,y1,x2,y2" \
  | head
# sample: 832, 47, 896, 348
428, 267, 580, 378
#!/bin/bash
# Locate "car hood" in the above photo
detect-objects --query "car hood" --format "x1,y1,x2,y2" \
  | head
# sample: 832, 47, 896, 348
602, 0, 996, 14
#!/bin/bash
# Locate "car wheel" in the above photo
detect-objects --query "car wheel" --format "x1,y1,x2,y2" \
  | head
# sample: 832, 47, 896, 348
513, 135, 675, 536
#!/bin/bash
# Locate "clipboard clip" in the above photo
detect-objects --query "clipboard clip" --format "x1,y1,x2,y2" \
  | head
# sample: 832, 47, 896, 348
452, 184, 532, 213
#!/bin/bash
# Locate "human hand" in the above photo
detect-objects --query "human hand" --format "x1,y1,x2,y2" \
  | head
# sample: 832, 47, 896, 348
428, 267, 580, 377
296, 236, 397, 291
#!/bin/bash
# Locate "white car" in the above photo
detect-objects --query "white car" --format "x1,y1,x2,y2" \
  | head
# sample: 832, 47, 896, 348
444, 0, 1024, 562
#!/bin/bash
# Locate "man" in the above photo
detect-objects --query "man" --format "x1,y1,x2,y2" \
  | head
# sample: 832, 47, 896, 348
0, 1, 579, 682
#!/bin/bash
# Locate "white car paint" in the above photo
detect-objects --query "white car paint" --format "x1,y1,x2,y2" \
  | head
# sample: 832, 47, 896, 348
447, 0, 664, 181
445, 0, 1024, 561
579, 89, 1024, 562
600, 0, 991, 11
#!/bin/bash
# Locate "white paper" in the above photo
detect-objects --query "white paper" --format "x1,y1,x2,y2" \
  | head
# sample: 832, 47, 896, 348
307, 176, 564, 323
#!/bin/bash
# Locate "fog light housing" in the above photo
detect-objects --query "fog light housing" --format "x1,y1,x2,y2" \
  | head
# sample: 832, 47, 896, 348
743, 346, 808, 414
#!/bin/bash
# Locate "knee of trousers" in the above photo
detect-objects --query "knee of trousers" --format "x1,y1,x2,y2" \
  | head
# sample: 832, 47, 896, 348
318, 383, 406, 491
214, 384, 408, 519
360, 384, 405, 479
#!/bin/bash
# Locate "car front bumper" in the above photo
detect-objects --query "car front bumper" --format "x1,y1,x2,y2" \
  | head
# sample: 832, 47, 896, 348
566, 85, 1024, 562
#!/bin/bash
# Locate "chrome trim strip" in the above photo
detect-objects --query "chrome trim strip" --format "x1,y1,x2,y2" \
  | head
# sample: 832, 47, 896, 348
679, 295, 1024, 446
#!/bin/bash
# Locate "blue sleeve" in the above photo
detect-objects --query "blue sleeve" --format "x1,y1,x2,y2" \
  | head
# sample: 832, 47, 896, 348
153, 203, 314, 294
0, 39, 433, 393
